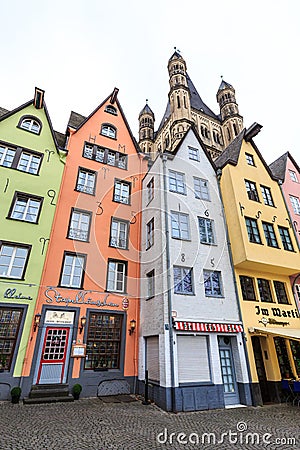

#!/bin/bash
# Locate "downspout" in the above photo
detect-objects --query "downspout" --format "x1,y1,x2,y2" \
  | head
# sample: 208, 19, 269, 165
161, 153, 176, 412
216, 169, 253, 404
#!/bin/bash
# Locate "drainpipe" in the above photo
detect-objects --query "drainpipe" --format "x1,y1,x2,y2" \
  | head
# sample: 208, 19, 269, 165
161, 154, 176, 412
216, 169, 253, 404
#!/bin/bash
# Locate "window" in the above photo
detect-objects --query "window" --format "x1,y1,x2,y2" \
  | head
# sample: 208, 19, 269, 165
188, 146, 199, 161
290, 195, 300, 215
60, 253, 85, 288
85, 313, 122, 370
171, 211, 190, 240
147, 270, 155, 298
105, 105, 117, 115
257, 278, 273, 303
106, 260, 127, 293
110, 218, 129, 249
240, 276, 256, 301
245, 153, 255, 166
198, 217, 216, 244
9, 192, 42, 223
113, 180, 131, 204
289, 170, 298, 182
203, 270, 223, 297
76, 168, 96, 195
173, 266, 193, 294
0, 145, 16, 167
245, 217, 262, 244
17, 152, 41, 174
194, 177, 209, 200
147, 177, 154, 203
169, 170, 186, 195
68, 209, 91, 242
260, 185, 274, 206
262, 222, 278, 247
295, 284, 300, 303
0, 243, 30, 279
273, 281, 289, 304
100, 124, 116, 139
177, 336, 211, 383
245, 180, 259, 202
82, 143, 127, 169
0, 307, 23, 370
146, 218, 154, 249
278, 226, 294, 251
19, 117, 41, 134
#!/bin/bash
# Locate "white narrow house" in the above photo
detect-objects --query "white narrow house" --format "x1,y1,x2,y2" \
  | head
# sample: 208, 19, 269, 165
139, 126, 251, 412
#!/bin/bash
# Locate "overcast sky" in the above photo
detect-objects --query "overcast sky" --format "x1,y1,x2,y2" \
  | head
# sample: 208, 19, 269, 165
1, 0, 299, 164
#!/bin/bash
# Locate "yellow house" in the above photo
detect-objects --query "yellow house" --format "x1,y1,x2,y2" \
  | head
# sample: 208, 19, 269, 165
216, 123, 300, 405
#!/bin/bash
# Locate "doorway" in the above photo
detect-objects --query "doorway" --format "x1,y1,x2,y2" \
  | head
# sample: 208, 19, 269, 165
219, 337, 240, 406
251, 336, 271, 403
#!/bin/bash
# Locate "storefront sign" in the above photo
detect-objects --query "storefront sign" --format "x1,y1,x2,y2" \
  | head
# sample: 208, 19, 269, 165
174, 321, 243, 333
44, 288, 119, 308
3, 288, 33, 301
122, 297, 129, 310
71, 344, 86, 358
255, 305, 299, 319
45, 310, 75, 324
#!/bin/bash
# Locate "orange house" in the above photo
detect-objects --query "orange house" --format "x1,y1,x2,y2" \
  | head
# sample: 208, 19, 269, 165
22, 89, 147, 399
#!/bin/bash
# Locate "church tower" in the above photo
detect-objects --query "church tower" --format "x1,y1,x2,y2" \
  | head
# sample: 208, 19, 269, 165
217, 79, 243, 147
138, 102, 155, 159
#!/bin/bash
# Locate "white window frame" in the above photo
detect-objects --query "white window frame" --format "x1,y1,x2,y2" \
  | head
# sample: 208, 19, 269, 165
289, 170, 298, 183
290, 195, 300, 215
107, 260, 126, 293
147, 177, 154, 204
0, 243, 30, 279
188, 146, 199, 161
10, 194, 42, 223
77, 168, 96, 195
169, 170, 186, 195
194, 177, 210, 201
173, 266, 194, 295
17, 152, 41, 174
60, 253, 85, 288
198, 217, 216, 244
110, 218, 129, 249
171, 211, 190, 240
101, 124, 116, 139
114, 180, 130, 204
68, 209, 91, 242
0, 145, 16, 167
20, 118, 40, 134
146, 218, 154, 249
203, 270, 223, 297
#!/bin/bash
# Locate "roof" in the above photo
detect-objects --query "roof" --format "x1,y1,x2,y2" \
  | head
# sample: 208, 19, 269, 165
54, 131, 66, 148
217, 79, 234, 93
139, 103, 154, 118
156, 73, 219, 134
269, 152, 300, 182
215, 129, 246, 169
0, 107, 9, 117
67, 111, 86, 129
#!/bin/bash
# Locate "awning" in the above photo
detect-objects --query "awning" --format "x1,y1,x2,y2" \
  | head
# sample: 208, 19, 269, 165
249, 327, 300, 341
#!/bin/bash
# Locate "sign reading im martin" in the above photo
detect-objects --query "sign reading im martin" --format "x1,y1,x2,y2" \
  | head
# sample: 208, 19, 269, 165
174, 321, 243, 333
44, 288, 119, 308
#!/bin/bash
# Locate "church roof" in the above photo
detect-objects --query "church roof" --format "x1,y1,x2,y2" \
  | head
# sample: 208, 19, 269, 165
139, 103, 154, 118
217, 79, 234, 92
156, 73, 220, 134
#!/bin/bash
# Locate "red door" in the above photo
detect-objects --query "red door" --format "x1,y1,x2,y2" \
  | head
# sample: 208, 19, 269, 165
37, 327, 70, 384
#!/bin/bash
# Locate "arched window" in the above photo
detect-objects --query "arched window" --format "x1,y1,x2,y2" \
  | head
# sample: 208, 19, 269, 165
105, 105, 117, 115
227, 127, 231, 140
100, 124, 117, 139
177, 96, 181, 108
19, 116, 41, 134
233, 123, 238, 136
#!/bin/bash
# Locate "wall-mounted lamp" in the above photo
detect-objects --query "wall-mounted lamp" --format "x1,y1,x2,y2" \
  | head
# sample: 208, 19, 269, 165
128, 319, 136, 335
33, 313, 41, 332
79, 316, 87, 334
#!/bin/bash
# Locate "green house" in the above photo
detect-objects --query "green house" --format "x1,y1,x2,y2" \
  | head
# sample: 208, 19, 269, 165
0, 88, 67, 398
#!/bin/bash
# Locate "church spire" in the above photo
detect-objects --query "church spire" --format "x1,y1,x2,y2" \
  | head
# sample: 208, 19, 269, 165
138, 100, 155, 158
217, 77, 243, 146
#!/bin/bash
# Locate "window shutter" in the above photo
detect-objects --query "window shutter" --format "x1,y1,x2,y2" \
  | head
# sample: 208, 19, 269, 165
177, 335, 210, 383
146, 336, 160, 382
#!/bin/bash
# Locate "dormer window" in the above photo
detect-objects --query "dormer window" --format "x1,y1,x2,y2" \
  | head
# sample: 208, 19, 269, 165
105, 105, 117, 116
100, 124, 116, 139
18, 116, 41, 135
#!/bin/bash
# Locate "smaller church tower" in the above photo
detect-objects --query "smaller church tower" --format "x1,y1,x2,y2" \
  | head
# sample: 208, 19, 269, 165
217, 79, 243, 147
138, 102, 155, 159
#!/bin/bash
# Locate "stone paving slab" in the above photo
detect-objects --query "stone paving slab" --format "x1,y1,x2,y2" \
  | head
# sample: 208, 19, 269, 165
0, 398, 299, 450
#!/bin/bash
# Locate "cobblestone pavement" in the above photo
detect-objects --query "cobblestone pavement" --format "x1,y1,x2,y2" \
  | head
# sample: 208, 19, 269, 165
0, 397, 299, 450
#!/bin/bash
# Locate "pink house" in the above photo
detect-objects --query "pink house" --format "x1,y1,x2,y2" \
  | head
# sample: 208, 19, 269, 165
270, 152, 300, 310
